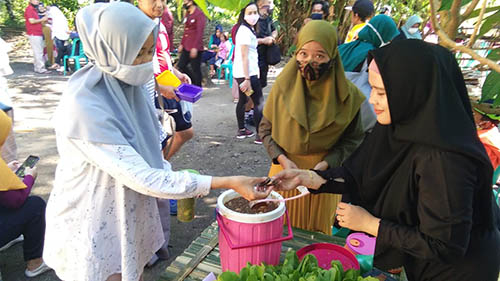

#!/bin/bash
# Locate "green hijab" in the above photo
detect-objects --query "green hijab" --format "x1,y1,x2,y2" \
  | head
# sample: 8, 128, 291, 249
263, 20, 364, 155
339, 15, 399, 71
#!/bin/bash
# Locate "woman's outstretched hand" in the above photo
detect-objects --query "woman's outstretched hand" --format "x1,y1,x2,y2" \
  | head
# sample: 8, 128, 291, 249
211, 176, 273, 201
230, 176, 273, 201
272, 169, 326, 191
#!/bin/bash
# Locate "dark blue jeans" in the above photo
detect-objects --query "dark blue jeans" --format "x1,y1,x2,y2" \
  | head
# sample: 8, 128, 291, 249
54, 38, 71, 66
0, 196, 46, 261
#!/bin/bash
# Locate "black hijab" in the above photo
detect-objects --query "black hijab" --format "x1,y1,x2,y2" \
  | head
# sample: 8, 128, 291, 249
343, 39, 494, 226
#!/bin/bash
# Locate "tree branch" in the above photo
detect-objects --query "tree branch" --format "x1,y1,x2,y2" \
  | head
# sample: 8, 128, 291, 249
467, 0, 487, 48
450, 0, 462, 16
429, 0, 500, 73
462, 0, 481, 19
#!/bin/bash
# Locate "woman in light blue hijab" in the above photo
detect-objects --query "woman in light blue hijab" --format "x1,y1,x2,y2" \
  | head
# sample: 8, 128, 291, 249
44, 3, 271, 281
394, 15, 423, 40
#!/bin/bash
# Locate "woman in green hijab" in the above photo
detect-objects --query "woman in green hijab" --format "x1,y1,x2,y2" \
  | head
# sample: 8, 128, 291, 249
259, 20, 365, 234
339, 14, 399, 72
338, 14, 399, 132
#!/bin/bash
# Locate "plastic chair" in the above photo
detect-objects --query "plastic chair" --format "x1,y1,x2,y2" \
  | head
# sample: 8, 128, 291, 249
217, 39, 235, 88
63, 38, 88, 75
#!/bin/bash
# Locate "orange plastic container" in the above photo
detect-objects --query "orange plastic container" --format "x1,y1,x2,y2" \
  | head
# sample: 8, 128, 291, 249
156, 70, 181, 87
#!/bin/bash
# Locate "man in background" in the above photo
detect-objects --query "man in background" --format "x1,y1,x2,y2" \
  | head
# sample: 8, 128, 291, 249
304, 0, 329, 24
255, 0, 278, 89
177, 0, 206, 87
344, 0, 374, 43
24, 0, 49, 74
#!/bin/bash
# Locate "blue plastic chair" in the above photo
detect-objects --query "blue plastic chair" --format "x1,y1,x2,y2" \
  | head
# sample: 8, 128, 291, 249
63, 38, 88, 75
217, 39, 235, 88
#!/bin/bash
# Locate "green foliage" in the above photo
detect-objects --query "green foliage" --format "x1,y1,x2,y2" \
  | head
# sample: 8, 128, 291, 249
481, 71, 500, 106
207, 0, 250, 12
468, 6, 500, 19
174, 0, 249, 21
477, 9, 500, 38
438, 0, 473, 11
487, 48, 500, 61
216, 250, 379, 281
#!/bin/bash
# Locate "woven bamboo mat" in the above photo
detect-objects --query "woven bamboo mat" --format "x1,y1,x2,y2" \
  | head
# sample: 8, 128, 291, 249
160, 221, 407, 281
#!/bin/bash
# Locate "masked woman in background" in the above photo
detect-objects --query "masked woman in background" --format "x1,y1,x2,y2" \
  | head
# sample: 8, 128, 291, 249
393, 15, 423, 41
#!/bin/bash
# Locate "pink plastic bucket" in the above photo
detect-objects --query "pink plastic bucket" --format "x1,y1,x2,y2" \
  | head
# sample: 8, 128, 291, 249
216, 190, 293, 272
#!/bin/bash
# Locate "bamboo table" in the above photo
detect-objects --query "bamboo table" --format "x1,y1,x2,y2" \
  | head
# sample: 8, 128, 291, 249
160, 221, 407, 281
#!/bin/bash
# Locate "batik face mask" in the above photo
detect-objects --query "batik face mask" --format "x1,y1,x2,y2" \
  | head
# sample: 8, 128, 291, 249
297, 59, 332, 81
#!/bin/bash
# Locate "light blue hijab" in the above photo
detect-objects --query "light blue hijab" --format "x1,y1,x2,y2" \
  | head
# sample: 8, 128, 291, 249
54, 2, 163, 169
401, 15, 423, 39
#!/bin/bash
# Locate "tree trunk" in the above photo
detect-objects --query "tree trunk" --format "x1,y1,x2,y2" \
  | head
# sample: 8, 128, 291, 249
4, 0, 16, 22
334, 0, 351, 42
276, 0, 308, 54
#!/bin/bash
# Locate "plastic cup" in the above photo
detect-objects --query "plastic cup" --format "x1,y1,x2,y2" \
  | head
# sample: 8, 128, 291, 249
177, 198, 196, 222
177, 169, 200, 222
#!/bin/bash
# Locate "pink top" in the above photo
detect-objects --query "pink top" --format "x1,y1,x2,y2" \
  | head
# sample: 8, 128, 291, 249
218, 40, 231, 60
153, 22, 173, 77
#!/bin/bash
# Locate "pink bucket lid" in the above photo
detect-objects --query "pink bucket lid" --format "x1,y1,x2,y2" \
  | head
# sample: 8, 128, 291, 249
296, 243, 359, 270
346, 233, 376, 256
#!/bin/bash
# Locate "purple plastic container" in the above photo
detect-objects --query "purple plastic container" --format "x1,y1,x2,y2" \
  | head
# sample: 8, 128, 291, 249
177, 83, 203, 103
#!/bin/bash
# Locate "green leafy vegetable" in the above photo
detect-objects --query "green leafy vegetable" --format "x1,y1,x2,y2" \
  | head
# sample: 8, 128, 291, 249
217, 251, 383, 281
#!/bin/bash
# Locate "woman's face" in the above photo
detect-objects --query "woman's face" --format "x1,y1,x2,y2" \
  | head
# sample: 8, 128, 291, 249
216, 29, 221, 37
132, 32, 155, 65
296, 41, 330, 66
244, 4, 259, 24
368, 70, 392, 125
411, 23, 420, 28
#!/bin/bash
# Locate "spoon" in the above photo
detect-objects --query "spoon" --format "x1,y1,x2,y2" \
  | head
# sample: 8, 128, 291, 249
249, 186, 310, 209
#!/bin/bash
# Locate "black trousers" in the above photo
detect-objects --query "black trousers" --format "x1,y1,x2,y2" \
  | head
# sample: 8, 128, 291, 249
177, 49, 202, 87
257, 45, 269, 88
235, 76, 263, 132
0, 196, 46, 261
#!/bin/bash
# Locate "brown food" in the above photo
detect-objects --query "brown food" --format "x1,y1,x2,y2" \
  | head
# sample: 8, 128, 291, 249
225, 197, 279, 214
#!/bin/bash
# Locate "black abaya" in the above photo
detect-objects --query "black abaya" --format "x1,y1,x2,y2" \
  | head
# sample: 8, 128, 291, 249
311, 40, 500, 281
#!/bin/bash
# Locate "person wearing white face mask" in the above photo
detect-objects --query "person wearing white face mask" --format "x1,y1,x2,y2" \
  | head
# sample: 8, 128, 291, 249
393, 15, 423, 40
233, 2, 265, 144
43, 3, 272, 281
338, 14, 399, 133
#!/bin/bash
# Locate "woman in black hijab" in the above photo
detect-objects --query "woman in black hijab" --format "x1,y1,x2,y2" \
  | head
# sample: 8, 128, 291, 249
273, 39, 500, 281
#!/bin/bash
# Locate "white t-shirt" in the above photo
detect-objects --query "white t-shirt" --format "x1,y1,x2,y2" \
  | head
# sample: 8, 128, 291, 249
232, 25, 259, 78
